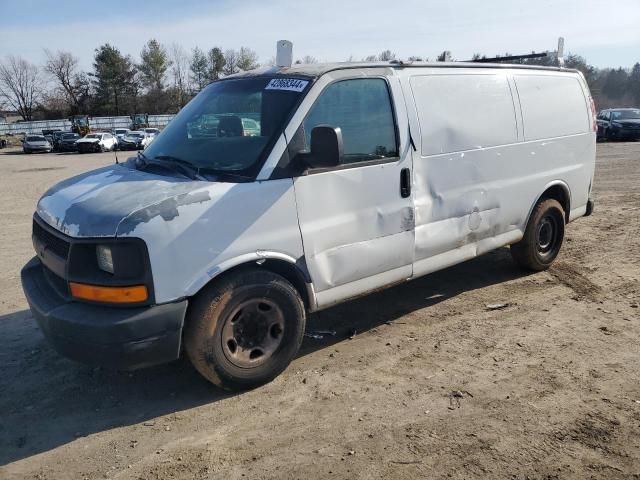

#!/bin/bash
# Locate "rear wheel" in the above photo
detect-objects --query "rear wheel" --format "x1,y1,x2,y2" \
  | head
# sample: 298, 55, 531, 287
511, 198, 565, 271
184, 268, 305, 391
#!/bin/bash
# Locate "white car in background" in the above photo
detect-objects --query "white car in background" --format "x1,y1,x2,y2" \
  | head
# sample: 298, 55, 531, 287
112, 128, 131, 141
143, 128, 161, 137
75, 133, 118, 153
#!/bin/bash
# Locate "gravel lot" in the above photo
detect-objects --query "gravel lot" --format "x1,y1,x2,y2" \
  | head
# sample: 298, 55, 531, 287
1, 144, 639, 479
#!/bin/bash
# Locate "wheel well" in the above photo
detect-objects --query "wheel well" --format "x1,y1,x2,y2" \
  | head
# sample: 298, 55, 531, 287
199, 259, 312, 309
539, 184, 570, 223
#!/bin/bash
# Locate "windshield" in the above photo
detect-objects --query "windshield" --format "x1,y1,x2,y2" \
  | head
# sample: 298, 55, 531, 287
143, 76, 308, 177
115, 129, 128, 134
127, 133, 144, 138
27, 136, 46, 142
611, 109, 640, 120
62, 133, 79, 139
85, 134, 100, 139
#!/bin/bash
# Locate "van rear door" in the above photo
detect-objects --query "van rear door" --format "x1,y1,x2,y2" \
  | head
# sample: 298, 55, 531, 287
290, 75, 414, 308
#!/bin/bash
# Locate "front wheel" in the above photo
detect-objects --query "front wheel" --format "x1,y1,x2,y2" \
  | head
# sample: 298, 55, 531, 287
184, 268, 306, 391
511, 198, 565, 271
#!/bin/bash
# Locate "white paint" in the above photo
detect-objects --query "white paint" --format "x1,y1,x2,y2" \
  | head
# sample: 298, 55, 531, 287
119, 178, 304, 304
514, 74, 590, 141
403, 67, 594, 275
410, 73, 518, 156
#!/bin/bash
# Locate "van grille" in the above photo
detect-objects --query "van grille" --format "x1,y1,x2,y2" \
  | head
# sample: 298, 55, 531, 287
33, 219, 70, 259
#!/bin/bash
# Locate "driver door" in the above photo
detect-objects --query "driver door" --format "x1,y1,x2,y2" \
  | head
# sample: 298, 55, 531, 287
291, 76, 414, 308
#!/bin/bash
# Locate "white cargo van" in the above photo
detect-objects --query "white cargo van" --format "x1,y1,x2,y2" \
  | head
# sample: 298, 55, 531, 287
21, 61, 596, 390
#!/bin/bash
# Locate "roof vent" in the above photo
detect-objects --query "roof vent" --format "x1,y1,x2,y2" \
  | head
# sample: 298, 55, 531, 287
276, 40, 293, 68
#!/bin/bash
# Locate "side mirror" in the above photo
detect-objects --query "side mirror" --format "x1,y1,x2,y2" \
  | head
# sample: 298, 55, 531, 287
304, 125, 343, 169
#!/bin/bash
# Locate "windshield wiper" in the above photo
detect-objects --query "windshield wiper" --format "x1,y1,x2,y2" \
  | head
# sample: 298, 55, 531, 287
155, 155, 253, 182
135, 152, 203, 180
153, 155, 206, 181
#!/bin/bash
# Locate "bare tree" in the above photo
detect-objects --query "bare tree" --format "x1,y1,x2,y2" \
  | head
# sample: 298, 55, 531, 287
0, 55, 43, 120
377, 50, 396, 61
237, 47, 259, 72
44, 50, 90, 113
223, 49, 240, 76
295, 55, 318, 65
169, 43, 190, 109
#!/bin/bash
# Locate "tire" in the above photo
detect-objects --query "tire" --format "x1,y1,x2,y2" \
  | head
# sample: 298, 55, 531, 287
184, 268, 306, 391
510, 198, 565, 271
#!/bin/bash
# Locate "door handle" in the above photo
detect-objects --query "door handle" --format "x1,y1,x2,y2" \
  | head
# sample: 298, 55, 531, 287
400, 168, 411, 198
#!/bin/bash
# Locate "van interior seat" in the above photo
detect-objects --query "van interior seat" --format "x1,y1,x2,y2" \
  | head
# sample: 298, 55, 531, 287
218, 116, 243, 137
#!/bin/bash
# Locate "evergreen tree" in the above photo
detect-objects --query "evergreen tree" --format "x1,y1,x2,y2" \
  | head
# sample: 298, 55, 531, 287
190, 47, 209, 91
139, 39, 170, 91
92, 44, 138, 115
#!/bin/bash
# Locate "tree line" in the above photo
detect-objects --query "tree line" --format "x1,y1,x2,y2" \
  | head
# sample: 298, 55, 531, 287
0, 40, 261, 121
0, 43, 638, 122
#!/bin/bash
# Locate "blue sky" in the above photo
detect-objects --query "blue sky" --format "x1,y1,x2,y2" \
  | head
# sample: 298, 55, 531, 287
1, 0, 639, 69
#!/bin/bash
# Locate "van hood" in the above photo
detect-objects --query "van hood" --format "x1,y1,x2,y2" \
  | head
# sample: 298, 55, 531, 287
37, 164, 214, 237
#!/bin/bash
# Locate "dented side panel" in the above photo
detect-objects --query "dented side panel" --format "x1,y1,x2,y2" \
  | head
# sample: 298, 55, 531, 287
400, 67, 594, 279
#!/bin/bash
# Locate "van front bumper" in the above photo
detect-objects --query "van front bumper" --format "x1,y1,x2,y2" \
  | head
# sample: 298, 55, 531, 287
21, 257, 187, 370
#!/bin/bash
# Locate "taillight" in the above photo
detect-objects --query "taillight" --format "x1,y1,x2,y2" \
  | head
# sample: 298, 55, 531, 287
589, 96, 597, 132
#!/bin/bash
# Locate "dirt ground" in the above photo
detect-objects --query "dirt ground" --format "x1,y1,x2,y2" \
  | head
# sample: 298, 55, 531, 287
0, 144, 639, 480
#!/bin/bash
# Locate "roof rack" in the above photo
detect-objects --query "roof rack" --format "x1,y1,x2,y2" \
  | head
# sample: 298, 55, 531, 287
469, 52, 548, 63
466, 37, 565, 66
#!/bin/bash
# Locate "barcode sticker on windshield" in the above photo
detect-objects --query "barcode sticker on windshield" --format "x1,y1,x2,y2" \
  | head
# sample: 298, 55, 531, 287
265, 78, 309, 92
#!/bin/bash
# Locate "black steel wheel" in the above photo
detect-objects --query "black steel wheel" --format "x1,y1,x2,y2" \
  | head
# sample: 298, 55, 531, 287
511, 198, 565, 271
185, 268, 305, 390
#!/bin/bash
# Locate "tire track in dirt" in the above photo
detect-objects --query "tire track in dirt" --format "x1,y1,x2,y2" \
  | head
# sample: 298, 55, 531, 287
549, 262, 602, 301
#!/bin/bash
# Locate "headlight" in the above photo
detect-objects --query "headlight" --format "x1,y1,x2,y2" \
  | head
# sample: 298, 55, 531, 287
96, 245, 114, 274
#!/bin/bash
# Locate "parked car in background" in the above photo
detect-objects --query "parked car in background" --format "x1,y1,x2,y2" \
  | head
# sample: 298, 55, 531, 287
143, 128, 161, 137
118, 131, 152, 150
75, 132, 118, 153
112, 128, 130, 141
22, 135, 52, 154
51, 131, 68, 151
596, 108, 640, 141
58, 133, 81, 152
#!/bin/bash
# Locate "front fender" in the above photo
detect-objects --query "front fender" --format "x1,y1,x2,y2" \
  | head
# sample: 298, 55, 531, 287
185, 250, 301, 295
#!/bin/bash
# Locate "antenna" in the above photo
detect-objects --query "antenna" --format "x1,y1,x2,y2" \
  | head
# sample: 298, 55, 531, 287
276, 40, 293, 68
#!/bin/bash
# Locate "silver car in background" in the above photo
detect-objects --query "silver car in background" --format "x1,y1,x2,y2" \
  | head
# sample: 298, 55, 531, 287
23, 135, 52, 154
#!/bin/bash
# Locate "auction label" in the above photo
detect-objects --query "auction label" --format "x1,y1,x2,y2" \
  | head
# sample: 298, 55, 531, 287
265, 78, 309, 92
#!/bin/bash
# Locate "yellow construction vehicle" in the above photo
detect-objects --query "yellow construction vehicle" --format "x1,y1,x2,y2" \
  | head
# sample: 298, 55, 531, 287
69, 115, 90, 136
130, 113, 149, 131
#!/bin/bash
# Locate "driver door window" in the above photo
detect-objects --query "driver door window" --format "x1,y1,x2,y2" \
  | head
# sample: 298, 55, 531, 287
297, 78, 398, 164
